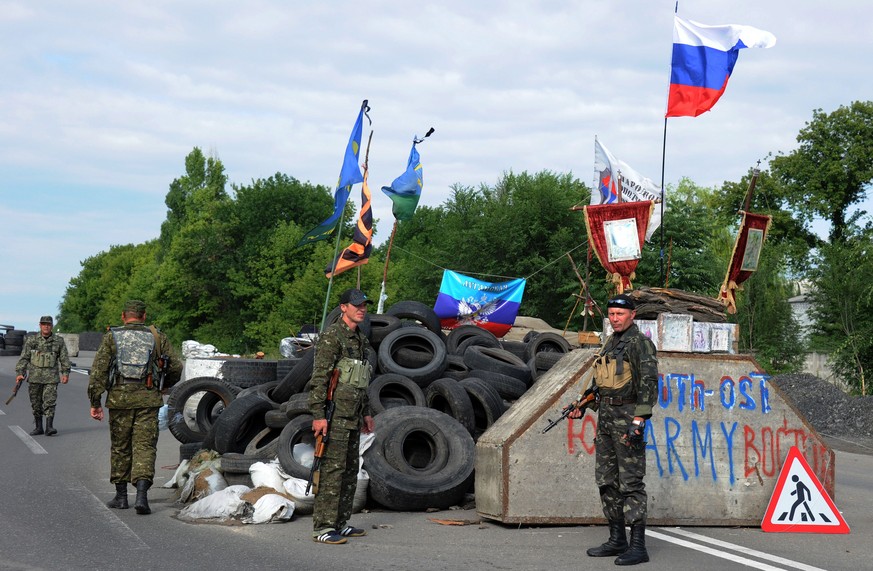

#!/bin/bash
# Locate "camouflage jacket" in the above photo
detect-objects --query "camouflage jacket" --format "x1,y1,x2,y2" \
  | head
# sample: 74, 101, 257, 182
599, 323, 659, 418
15, 333, 71, 384
308, 319, 372, 430
87, 322, 182, 410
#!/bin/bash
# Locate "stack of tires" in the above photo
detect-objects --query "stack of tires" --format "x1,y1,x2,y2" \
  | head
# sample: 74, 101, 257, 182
1, 329, 25, 356
165, 300, 573, 511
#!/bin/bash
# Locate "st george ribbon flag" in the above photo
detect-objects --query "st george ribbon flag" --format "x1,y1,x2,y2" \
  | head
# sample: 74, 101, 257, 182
666, 16, 776, 118
592, 137, 663, 240
298, 100, 368, 246
433, 270, 526, 338
325, 168, 373, 278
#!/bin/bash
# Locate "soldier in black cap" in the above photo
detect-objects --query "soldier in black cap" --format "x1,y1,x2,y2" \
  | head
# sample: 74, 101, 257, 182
87, 300, 182, 514
569, 293, 658, 565
309, 288, 375, 544
15, 315, 71, 436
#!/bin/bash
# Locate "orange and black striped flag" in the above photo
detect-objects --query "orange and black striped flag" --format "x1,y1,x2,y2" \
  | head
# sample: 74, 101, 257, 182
325, 168, 373, 278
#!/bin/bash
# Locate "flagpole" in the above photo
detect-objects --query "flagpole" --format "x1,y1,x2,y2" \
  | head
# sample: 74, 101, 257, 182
659, 117, 667, 287
377, 220, 399, 314
321, 128, 375, 331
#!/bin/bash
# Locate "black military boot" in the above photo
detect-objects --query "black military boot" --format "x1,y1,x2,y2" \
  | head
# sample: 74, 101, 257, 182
615, 523, 649, 565
586, 520, 628, 557
107, 483, 129, 509
30, 415, 44, 436
45, 416, 57, 436
134, 480, 151, 515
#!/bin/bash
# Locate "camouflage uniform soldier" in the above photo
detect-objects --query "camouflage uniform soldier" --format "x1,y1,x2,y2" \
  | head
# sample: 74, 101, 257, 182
87, 300, 182, 514
309, 288, 375, 545
570, 294, 658, 566
15, 316, 71, 436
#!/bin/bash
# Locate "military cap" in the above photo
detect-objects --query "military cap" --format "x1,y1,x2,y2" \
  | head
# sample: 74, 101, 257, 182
39, 315, 53, 325
123, 299, 147, 313
607, 294, 636, 310
339, 288, 372, 306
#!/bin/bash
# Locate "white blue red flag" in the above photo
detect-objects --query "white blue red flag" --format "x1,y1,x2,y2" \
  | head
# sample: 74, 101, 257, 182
666, 16, 776, 118
592, 137, 663, 240
433, 270, 526, 338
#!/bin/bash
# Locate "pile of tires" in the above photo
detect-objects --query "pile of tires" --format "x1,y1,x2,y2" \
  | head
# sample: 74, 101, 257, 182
165, 300, 573, 512
1, 329, 25, 356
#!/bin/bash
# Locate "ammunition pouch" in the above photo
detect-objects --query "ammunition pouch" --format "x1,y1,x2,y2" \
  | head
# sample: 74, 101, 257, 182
336, 357, 371, 389
593, 353, 633, 391
31, 350, 57, 368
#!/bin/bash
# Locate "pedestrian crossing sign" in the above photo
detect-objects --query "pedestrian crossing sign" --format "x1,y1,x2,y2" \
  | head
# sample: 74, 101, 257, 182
761, 446, 849, 533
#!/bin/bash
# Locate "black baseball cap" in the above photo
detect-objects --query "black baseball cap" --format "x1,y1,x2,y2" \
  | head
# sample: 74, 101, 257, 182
340, 288, 372, 306
607, 294, 636, 310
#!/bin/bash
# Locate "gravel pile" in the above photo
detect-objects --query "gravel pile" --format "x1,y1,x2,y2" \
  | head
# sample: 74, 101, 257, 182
770, 373, 873, 455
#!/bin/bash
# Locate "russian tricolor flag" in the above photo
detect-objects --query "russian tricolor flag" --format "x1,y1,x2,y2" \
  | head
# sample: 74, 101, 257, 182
666, 16, 776, 118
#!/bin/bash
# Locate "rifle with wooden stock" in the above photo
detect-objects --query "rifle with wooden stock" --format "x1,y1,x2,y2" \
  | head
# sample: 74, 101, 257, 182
306, 367, 341, 495
6, 374, 26, 406
541, 386, 599, 434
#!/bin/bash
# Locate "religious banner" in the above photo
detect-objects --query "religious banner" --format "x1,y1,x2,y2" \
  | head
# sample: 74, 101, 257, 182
433, 270, 526, 338
719, 210, 772, 314
584, 201, 654, 292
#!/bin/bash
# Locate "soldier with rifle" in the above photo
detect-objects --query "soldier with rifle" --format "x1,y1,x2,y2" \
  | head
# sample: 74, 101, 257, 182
14, 316, 70, 436
567, 294, 658, 566
308, 288, 375, 545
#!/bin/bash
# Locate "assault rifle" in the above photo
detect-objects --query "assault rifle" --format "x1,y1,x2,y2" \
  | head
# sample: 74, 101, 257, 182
306, 367, 341, 495
541, 386, 599, 434
156, 354, 170, 392
6, 374, 26, 406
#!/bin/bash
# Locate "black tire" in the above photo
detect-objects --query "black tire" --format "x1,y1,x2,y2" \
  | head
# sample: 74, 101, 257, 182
276, 414, 316, 480
445, 325, 499, 355
499, 340, 529, 360
243, 426, 282, 458
463, 345, 531, 385
220, 452, 262, 474
236, 380, 280, 401
271, 349, 315, 403
443, 354, 470, 380
179, 441, 205, 462
368, 314, 402, 346
223, 471, 254, 487
455, 335, 500, 355
276, 358, 299, 382
377, 328, 447, 386
368, 374, 427, 414
425, 378, 476, 436
220, 358, 277, 389
167, 377, 239, 444
467, 368, 528, 400
381, 410, 452, 476
536, 350, 566, 370
385, 300, 442, 336
523, 332, 572, 362
364, 407, 475, 511
459, 377, 505, 439
282, 392, 311, 420
265, 409, 292, 428
211, 393, 277, 455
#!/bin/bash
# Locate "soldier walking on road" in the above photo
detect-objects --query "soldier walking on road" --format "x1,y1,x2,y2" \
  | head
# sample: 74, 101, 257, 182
309, 288, 376, 545
87, 300, 182, 514
15, 316, 71, 436
569, 294, 658, 565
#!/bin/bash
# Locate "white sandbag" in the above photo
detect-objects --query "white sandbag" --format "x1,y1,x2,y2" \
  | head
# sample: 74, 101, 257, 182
162, 459, 190, 489
358, 432, 375, 479
177, 485, 252, 521
245, 494, 295, 524
250, 460, 286, 494
352, 477, 368, 513
283, 476, 315, 515
158, 404, 170, 431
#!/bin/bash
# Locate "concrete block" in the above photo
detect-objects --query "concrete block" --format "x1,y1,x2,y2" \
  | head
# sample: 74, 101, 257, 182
58, 333, 79, 357
475, 349, 833, 526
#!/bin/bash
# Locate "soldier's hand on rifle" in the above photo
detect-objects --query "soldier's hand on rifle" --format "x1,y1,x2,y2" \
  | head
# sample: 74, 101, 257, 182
361, 415, 375, 434
15, 375, 24, 383
312, 418, 329, 437
566, 401, 583, 419
623, 418, 646, 446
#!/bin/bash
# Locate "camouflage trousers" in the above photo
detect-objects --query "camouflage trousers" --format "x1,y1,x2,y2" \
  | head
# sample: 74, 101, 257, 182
594, 402, 647, 525
28, 382, 59, 417
312, 427, 360, 536
108, 407, 159, 485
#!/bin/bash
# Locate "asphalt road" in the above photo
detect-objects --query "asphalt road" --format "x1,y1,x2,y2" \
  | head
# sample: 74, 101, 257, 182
0, 352, 870, 571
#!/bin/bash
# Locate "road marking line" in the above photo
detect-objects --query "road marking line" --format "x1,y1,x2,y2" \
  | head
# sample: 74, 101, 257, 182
648, 529, 791, 571
71, 368, 89, 375
0, 409, 5, 415
9, 425, 48, 454
66, 483, 149, 550
662, 528, 829, 571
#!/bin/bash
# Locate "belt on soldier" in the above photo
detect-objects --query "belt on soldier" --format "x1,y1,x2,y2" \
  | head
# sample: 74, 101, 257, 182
601, 396, 636, 406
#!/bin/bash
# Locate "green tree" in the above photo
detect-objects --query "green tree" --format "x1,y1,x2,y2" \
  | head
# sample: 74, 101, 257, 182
770, 101, 873, 244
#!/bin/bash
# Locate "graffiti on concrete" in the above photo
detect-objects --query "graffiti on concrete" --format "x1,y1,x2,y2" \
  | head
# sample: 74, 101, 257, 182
565, 370, 831, 489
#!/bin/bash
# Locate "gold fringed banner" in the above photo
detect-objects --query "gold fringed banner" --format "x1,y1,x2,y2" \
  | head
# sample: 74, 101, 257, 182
584, 201, 653, 293
718, 211, 772, 314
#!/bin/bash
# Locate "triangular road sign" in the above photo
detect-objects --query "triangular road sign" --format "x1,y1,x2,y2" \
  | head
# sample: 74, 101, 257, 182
761, 445, 849, 533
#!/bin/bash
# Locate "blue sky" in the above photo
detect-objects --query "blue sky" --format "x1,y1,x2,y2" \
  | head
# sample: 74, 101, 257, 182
1, 1, 871, 331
